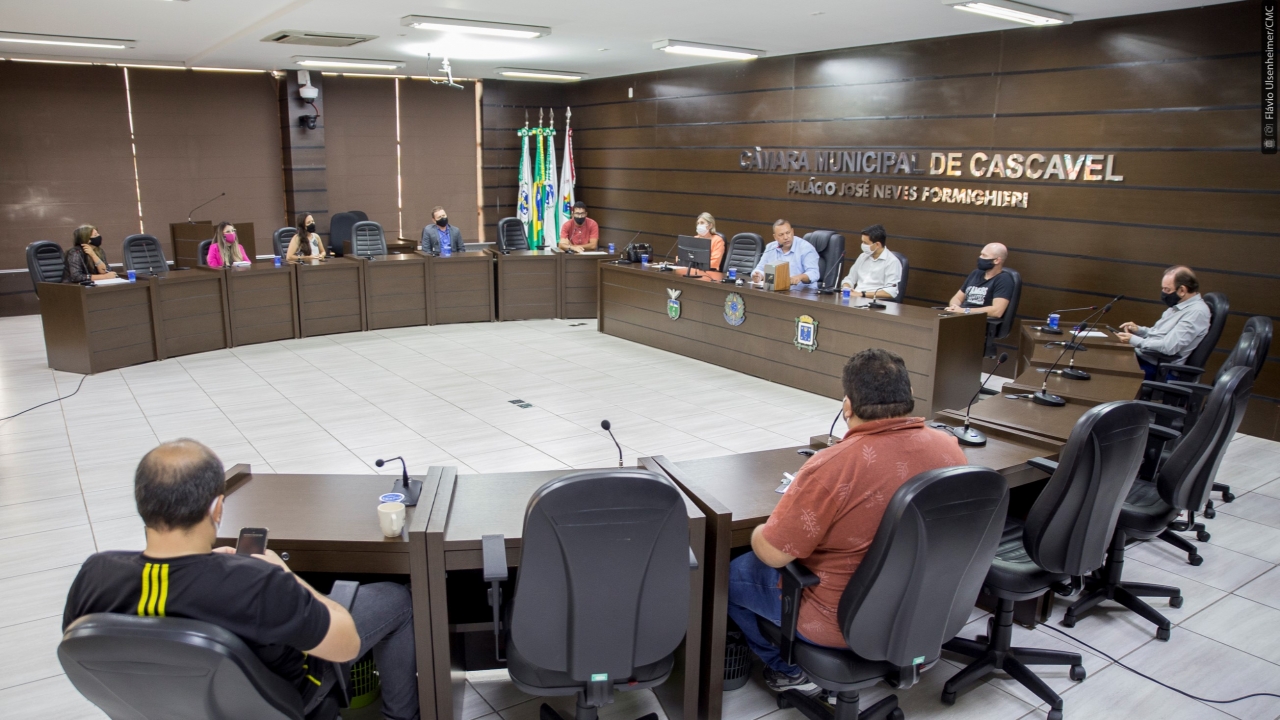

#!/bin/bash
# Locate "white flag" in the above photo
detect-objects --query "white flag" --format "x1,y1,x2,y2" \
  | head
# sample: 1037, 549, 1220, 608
543, 127, 559, 250
517, 130, 533, 244
558, 111, 576, 239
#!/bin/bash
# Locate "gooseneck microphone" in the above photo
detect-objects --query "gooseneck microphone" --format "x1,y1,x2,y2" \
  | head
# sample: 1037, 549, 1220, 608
818, 251, 845, 294
947, 352, 1009, 446
375, 456, 423, 506
1057, 295, 1123, 380
601, 420, 623, 467
187, 192, 225, 223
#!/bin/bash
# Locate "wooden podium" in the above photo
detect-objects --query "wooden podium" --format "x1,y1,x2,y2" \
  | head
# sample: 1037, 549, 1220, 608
170, 222, 258, 268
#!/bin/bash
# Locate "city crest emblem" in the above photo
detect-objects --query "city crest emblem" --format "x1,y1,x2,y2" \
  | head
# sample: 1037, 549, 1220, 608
724, 293, 746, 326
667, 288, 682, 320
794, 314, 818, 351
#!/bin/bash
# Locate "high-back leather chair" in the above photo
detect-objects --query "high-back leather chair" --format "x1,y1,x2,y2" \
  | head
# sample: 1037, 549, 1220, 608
347, 210, 369, 222
1062, 366, 1252, 639
760, 466, 1008, 720
802, 230, 845, 289
197, 239, 212, 267
27, 240, 65, 285
483, 469, 693, 720
347, 221, 387, 258
943, 401, 1150, 717
984, 268, 1022, 357
122, 234, 168, 277
722, 233, 763, 274
328, 212, 358, 258
497, 217, 529, 253
273, 227, 297, 258
890, 250, 909, 302
1156, 291, 1228, 382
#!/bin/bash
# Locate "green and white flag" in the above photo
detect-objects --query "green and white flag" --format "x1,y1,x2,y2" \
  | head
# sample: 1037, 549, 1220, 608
517, 128, 533, 244
543, 122, 559, 250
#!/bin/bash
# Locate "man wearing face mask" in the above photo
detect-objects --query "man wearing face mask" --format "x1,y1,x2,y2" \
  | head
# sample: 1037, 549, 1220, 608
63, 439, 423, 720
1115, 266, 1210, 380
64, 224, 118, 282
558, 201, 598, 253
751, 219, 821, 288
840, 224, 902, 299
421, 206, 466, 255
946, 243, 1013, 318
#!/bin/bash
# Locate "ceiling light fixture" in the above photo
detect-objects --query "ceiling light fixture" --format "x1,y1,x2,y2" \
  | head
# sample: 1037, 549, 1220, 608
0, 31, 135, 49
495, 68, 585, 82
653, 40, 763, 61
942, 0, 1072, 26
191, 67, 265, 73
400, 16, 549, 39
293, 56, 405, 70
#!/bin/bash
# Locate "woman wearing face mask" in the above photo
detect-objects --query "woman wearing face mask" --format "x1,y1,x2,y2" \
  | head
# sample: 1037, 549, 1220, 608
694, 212, 726, 271
206, 222, 251, 268
64, 225, 118, 282
286, 213, 328, 262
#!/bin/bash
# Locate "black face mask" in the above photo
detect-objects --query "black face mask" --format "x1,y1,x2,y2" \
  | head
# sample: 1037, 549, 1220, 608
976, 257, 995, 272
436, 216, 448, 227
573, 216, 585, 225
89, 236, 103, 247
306, 223, 316, 233
1161, 291, 1180, 307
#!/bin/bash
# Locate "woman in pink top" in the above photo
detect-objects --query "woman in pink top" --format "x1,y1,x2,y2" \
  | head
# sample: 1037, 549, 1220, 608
206, 222, 250, 268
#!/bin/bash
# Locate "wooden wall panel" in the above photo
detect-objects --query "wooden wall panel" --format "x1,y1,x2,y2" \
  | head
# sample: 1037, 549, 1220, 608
129, 69, 286, 258
324, 76, 400, 235
400, 79, 480, 244
481, 1, 1277, 438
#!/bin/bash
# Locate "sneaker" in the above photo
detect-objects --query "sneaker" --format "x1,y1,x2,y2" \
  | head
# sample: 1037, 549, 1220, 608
763, 667, 815, 693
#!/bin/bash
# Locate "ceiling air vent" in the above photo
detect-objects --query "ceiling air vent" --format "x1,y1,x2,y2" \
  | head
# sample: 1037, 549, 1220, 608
262, 30, 376, 47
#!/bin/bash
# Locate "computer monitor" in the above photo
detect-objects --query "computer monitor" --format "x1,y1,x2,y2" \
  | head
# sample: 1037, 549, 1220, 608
676, 235, 713, 276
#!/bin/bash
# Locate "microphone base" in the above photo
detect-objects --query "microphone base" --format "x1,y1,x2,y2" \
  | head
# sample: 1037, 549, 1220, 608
818, 287, 837, 295
949, 425, 988, 447
1032, 391, 1067, 407
865, 301, 887, 310
1045, 341, 1088, 351
392, 477, 424, 507
1035, 326, 1064, 335
1060, 367, 1092, 380
810, 434, 841, 449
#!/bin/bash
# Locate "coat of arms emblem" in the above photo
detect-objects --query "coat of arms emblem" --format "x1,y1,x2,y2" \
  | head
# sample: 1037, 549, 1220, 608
667, 289, 682, 319
724, 293, 746, 326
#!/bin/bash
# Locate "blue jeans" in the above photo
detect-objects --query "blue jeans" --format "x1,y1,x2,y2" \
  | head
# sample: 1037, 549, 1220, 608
1137, 355, 1159, 380
727, 552, 802, 675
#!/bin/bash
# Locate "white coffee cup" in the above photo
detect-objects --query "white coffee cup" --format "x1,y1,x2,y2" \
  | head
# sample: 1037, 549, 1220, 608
378, 501, 406, 538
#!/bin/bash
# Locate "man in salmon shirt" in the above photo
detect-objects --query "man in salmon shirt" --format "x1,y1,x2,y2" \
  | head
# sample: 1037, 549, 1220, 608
726, 348, 967, 692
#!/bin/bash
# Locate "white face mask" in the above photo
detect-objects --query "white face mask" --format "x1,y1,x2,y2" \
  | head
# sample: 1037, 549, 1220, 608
696, 223, 709, 235
861, 243, 871, 254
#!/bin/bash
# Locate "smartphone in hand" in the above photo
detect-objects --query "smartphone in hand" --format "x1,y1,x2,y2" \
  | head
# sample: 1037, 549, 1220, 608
236, 527, 268, 556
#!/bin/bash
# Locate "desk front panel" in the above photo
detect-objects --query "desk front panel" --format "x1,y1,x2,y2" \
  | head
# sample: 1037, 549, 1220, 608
1023, 339, 1142, 378
226, 264, 298, 345
429, 253, 494, 324
494, 251, 558, 321
1006, 367, 1141, 406
297, 259, 366, 337
150, 270, 228, 359
560, 253, 617, 318
365, 255, 429, 330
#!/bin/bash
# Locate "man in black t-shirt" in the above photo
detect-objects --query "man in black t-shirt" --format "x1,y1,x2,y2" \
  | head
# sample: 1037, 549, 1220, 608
947, 242, 1014, 318
63, 440, 420, 720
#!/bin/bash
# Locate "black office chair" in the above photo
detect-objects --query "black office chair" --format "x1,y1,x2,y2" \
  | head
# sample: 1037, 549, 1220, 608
497, 217, 530, 253
723, 233, 763, 274
759, 466, 1008, 720
1150, 292, 1228, 383
328, 212, 358, 258
26, 240, 65, 286
347, 210, 369, 222
273, 227, 298, 258
197, 239, 213, 267
803, 230, 846, 290
943, 401, 1150, 720
482, 469, 694, 720
984, 268, 1022, 359
348, 221, 387, 258
123, 234, 169, 277
59, 581, 360, 720
889, 251, 909, 302
1062, 366, 1253, 638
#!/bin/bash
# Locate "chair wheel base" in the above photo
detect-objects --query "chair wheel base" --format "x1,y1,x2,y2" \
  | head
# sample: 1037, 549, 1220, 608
1157, 626, 1171, 641
1222, 492, 1235, 503
941, 690, 956, 706
1196, 530, 1210, 542
1047, 711, 1063, 720
1188, 554, 1203, 566
1203, 507, 1216, 519
1169, 595, 1184, 608
1069, 664, 1086, 681
1060, 616, 1076, 628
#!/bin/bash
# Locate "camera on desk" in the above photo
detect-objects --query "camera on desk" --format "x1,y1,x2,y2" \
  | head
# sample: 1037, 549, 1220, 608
621, 243, 653, 264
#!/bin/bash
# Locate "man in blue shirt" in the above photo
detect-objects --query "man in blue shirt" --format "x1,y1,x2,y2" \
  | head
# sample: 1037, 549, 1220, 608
751, 219, 821, 288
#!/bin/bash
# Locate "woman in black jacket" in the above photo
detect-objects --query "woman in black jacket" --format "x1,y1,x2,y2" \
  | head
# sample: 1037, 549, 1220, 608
63, 225, 118, 282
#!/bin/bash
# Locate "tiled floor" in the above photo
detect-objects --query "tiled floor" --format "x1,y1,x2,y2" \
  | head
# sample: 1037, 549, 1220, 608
1, 314, 1278, 720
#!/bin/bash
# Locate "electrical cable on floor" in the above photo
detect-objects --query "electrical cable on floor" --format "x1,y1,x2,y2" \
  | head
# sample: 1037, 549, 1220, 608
1041, 624, 1280, 705
0, 374, 87, 422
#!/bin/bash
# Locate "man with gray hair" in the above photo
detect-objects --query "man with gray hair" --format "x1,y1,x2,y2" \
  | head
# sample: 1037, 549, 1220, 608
1116, 265, 1210, 379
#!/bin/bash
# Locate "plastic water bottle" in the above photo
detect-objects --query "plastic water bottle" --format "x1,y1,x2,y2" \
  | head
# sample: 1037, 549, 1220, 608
727, 268, 737, 281
608, 243, 616, 254
842, 287, 851, 301
1048, 313, 1060, 331
126, 269, 136, 283
273, 255, 281, 267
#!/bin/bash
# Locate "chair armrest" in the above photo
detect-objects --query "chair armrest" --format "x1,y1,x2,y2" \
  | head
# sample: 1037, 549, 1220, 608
1148, 425, 1180, 442
1134, 401, 1188, 421
1140, 381, 1193, 400
327, 580, 359, 611
1168, 381, 1213, 397
689, 547, 699, 570
1159, 363, 1205, 382
481, 534, 507, 661
778, 562, 820, 667
1026, 457, 1058, 475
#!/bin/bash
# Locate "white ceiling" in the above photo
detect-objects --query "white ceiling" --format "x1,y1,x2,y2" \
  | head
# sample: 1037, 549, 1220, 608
0, 0, 1238, 80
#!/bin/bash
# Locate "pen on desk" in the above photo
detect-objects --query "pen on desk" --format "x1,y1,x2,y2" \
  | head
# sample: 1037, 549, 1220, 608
782, 472, 795, 483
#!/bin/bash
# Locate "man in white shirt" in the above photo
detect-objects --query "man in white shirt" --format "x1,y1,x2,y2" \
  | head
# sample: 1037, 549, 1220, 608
1116, 266, 1211, 380
840, 225, 902, 300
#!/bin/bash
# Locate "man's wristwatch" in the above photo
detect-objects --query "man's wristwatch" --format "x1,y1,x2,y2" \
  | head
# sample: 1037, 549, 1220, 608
964, 308, 971, 314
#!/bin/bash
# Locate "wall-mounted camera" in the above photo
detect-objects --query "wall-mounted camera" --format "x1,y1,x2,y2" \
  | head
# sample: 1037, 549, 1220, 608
297, 70, 320, 130
300, 114, 319, 130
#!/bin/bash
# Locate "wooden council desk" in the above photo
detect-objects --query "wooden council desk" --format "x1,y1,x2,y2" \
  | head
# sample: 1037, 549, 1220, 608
492, 249, 559, 320
37, 280, 156, 374
225, 261, 299, 346
214, 465, 445, 720
599, 263, 987, 417
427, 251, 495, 325
645, 434, 1061, 720
295, 257, 367, 338
147, 268, 230, 361
423, 466, 707, 720
359, 253, 429, 330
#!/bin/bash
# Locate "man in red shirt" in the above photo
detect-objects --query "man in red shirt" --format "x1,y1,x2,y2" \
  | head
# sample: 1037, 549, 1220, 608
727, 349, 967, 692
558, 201, 599, 252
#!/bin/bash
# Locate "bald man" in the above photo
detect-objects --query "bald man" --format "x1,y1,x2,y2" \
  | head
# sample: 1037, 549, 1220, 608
947, 243, 1013, 318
